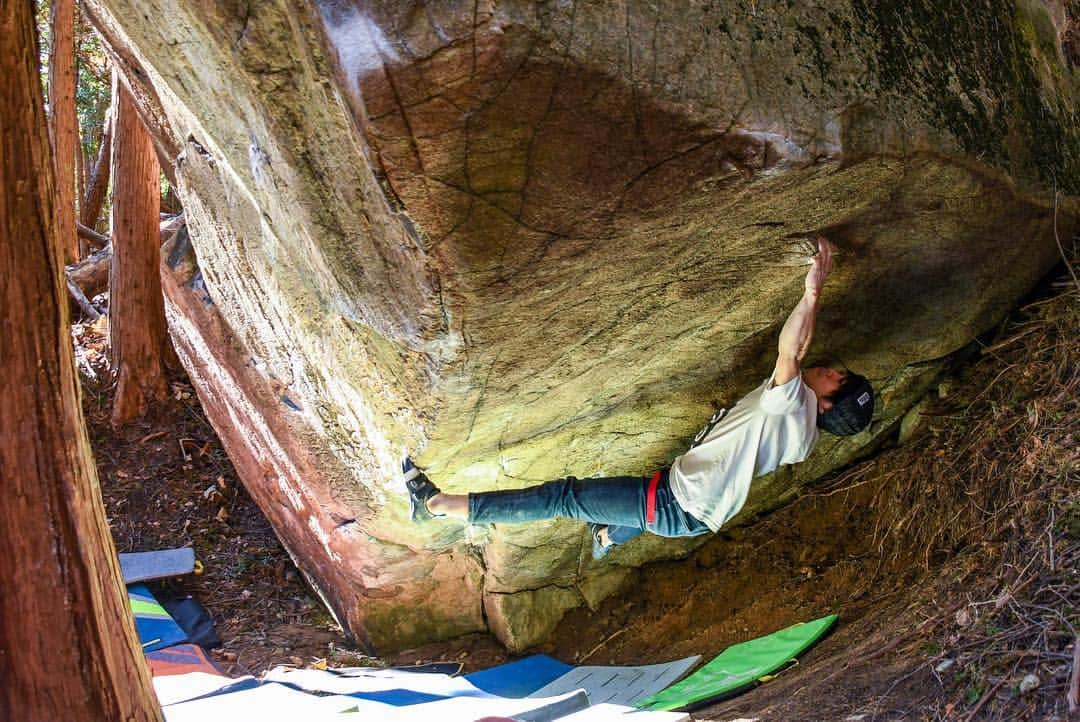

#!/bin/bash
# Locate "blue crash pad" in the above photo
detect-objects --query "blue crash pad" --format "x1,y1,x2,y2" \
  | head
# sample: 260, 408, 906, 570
128, 583, 187, 652
464, 655, 574, 698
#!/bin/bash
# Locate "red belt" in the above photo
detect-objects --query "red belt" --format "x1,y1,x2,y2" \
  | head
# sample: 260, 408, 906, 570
645, 470, 662, 525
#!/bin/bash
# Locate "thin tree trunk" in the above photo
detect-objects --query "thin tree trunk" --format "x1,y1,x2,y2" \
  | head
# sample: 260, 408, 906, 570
0, 3, 163, 720
76, 126, 88, 215
109, 73, 170, 426
76, 129, 92, 258
48, 0, 79, 264
81, 103, 113, 229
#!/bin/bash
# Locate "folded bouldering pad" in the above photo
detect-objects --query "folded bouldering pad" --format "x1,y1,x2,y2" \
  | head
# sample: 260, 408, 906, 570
120, 547, 196, 583
128, 583, 187, 652
635, 614, 837, 711
146, 644, 224, 677
160, 595, 219, 649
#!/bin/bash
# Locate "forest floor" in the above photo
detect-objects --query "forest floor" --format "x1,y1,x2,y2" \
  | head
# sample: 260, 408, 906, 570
79, 323, 356, 675
82, 261, 1078, 720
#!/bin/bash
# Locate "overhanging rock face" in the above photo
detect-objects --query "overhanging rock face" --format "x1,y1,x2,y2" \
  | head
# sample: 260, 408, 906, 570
86, 0, 1079, 650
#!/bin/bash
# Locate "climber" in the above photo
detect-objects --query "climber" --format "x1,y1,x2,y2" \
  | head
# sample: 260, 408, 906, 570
405, 237, 874, 558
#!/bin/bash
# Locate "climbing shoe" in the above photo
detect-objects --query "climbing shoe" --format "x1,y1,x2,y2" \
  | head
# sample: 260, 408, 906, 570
403, 458, 441, 523
589, 523, 613, 560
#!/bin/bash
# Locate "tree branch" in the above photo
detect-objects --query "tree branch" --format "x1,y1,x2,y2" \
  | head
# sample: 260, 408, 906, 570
77, 221, 109, 249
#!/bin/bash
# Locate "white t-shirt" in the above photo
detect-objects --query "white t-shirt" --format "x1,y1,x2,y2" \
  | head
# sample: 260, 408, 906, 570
668, 373, 819, 531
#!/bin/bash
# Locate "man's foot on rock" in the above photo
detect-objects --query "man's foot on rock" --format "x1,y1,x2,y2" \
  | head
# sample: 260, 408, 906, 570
403, 458, 441, 523
589, 522, 614, 560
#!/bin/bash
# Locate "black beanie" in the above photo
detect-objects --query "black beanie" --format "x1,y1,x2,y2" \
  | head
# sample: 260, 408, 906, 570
817, 373, 874, 436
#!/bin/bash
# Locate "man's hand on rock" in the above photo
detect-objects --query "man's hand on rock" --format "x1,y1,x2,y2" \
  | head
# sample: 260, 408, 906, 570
804, 237, 835, 299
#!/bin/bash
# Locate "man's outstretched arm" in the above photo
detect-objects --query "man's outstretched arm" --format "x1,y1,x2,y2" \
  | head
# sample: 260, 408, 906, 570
773, 238, 834, 385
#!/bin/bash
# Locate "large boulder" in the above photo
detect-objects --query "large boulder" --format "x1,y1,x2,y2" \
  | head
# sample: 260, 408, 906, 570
86, 0, 1079, 650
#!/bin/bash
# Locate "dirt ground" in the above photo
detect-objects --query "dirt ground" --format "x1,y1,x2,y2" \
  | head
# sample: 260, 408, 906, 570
80, 327, 360, 675
83, 262, 1078, 720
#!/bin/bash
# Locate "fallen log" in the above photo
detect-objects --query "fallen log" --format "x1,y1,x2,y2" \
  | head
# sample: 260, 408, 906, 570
77, 221, 109, 250
159, 212, 184, 239
66, 216, 186, 301
67, 243, 112, 299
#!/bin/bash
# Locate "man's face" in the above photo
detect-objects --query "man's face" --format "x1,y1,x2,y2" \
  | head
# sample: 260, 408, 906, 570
804, 366, 846, 412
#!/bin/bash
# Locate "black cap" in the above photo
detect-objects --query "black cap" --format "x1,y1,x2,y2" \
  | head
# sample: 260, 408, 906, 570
817, 373, 874, 436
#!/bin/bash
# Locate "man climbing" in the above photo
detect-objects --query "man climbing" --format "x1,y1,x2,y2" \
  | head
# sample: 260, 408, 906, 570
405, 238, 874, 558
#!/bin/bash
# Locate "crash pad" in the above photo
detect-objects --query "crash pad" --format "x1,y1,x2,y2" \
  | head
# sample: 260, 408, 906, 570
120, 547, 196, 583
387, 662, 464, 676
559, 704, 689, 722
528, 656, 701, 706
128, 584, 187, 652
265, 654, 699, 710
264, 666, 481, 706
161, 680, 589, 722
160, 595, 219, 648
635, 614, 837, 711
146, 644, 223, 677
157, 681, 361, 721
152, 672, 258, 707
464, 654, 574, 698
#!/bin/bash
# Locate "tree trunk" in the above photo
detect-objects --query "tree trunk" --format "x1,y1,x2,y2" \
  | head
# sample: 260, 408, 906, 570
48, 0, 80, 264
76, 135, 91, 260
109, 73, 170, 426
81, 104, 113, 229
0, 3, 162, 720
76, 126, 88, 217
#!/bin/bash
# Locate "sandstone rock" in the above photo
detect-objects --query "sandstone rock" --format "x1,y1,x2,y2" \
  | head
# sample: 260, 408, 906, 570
899, 396, 931, 445
484, 585, 583, 653
86, 0, 1079, 651
578, 567, 635, 612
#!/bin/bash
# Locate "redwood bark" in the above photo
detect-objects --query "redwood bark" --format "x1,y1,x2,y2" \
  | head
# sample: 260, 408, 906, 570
0, 3, 162, 720
81, 106, 113, 229
48, 0, 80, 264
109, 74, 170, 426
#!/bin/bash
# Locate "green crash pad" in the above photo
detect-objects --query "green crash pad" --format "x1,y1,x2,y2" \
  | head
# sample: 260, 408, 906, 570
635, 614, 837, 711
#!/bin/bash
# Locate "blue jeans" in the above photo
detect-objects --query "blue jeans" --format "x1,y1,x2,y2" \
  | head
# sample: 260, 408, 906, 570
467, 471, 710, 548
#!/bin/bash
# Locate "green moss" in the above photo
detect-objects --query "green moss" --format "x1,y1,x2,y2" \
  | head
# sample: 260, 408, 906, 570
365, 600, 479, 649
1016, 0, 1061, 62
851, 0, 1079, 192
794, 23, 830, 83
